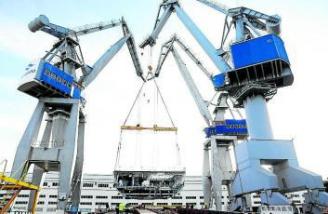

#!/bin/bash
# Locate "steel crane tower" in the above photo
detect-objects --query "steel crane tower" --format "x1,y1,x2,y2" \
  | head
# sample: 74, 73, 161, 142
141, 0, 328, 212
11, 15, 144, 213
153, 34, 247, 210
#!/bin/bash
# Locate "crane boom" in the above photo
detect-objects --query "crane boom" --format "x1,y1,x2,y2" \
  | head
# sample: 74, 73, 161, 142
155, 36, 213, 125
73, 20, 122, 36
81, 35, 130, 87
196, 0, 229, 15
173, 36, 212, 79
195, 0, 280, 32
140, 0, 231, 75
171, 48, 213, 125
155, 35, 212, 79
80, 18, 145, 87
122, 19, 145, 80
29, 15, 145, 86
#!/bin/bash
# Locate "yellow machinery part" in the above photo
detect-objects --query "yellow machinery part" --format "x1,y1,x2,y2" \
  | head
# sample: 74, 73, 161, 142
121, 124, 177, 132
0, 173, 40, 214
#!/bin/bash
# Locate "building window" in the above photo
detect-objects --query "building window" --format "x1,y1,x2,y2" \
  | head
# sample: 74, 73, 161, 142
172, 203, 182, 206
142, 203, 153, 206
172, 196, 182, 199
199, 196, 204, 199
52, 182, 58, 186
95, 202, 108, 206
81, 195, 93, 199
39, 194, 46, 198
43, 182, 48, 186
157, 203, 168, 206
18, 194, 29, 198
83, 183, 94, 187
98, 183, 109, 188
38, 201, 44, 205
80, 202, 92, 205
186, 196, 197, 199
96, 195, 108, 199
48, 201, 57, 205
49, 195, 57, 198
15, 201, 28, 204
127, 203, 138, 206
13, 206, 26, 210
111, 196, 123, 199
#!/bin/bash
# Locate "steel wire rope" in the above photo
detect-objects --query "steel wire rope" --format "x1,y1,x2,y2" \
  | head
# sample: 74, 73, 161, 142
152, 77, 182, 171
136, 82, 142, 170
152, 77, 159, 170
114, 81, 146, 170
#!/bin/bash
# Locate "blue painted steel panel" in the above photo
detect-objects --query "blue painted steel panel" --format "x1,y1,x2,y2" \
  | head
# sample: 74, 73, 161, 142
32, 61, 82, 99
204, 119, 248, 138
37, 61, 73, 95
231, 34, 289, 69
212, 73, 225, 88
71, 83, 81, 99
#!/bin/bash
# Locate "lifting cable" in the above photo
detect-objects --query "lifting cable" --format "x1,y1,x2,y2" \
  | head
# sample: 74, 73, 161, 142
153, 76, 183, 168
114, 80, 147, 170
152, 77, 176, 128
114, 72, 180, 170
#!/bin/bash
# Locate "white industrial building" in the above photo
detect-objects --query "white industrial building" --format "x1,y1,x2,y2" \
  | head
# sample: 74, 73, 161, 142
2, 173, 306, 213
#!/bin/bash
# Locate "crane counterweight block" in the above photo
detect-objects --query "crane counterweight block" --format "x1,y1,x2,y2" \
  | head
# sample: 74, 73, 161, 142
28, 15, 49, 32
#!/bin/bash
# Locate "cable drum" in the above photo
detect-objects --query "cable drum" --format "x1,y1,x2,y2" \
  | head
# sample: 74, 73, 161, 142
113, 76, 185, 199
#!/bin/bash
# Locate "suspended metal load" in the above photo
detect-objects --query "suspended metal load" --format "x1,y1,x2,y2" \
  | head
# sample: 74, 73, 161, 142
113, 170, 185, 199
114, 77, 185, 199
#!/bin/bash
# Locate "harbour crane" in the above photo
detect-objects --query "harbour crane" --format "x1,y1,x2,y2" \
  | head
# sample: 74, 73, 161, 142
141, 0, 328, 212
12, 15, 144, 213
196, 1, 328, 212
153, 34, 247, 210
